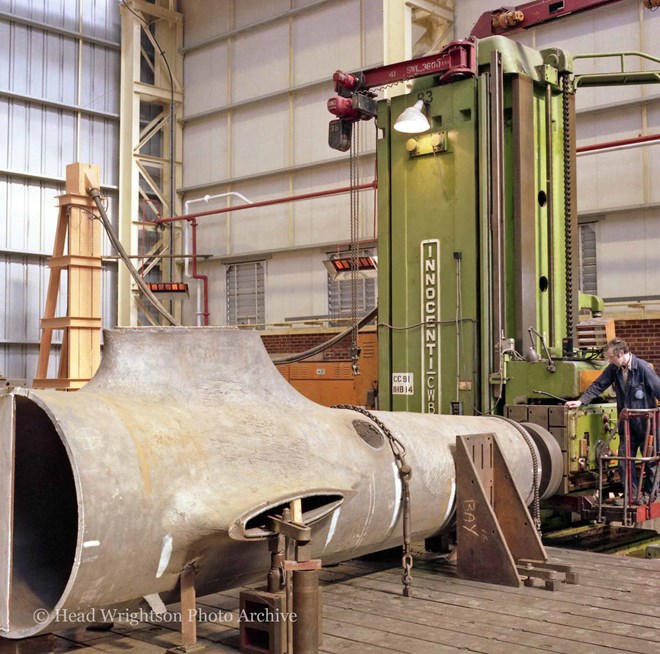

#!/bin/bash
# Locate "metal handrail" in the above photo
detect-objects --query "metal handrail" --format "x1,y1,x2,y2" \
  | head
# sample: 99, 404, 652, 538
597, 407, 660, 525
599, 454, 660, 463
574, 50, 660, 65
574, 51, 660, 88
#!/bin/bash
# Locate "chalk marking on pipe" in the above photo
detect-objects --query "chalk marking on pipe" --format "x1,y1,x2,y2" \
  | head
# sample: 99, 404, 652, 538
442, 479, 457, 526
389, 461, 402, 530
144, 593, 168, 615
82, 540, 100, 548
324, 507, 341, 550
356, 473, 377, 547
156, 535, 173, 578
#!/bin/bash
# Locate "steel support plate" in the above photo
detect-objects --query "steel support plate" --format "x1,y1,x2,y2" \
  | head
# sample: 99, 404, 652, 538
456, 433, 521, 587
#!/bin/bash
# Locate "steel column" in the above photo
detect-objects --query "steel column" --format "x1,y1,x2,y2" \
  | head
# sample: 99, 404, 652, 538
511, 75, 538, 354
490, 50, 505, 394
118, 0, 183, 326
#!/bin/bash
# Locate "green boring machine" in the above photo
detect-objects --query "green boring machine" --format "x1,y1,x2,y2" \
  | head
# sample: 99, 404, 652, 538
328, 35, 660, 530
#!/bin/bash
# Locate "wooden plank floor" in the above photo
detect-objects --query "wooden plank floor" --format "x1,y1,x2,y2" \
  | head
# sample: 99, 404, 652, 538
1, 547, 659, 654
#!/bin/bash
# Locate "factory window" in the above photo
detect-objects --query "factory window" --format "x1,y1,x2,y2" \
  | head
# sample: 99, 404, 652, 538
226, 261, 265, 327
579, 222, 598, 295
327, 251, 377, 324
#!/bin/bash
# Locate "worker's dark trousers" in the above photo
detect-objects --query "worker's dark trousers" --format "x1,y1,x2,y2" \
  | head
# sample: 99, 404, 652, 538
618, 426, 658, 497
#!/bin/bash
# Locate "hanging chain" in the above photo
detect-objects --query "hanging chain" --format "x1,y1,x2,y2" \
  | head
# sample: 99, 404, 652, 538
333, 405, 414, 596
348, 120, 362, 375
561, 71, 574, 353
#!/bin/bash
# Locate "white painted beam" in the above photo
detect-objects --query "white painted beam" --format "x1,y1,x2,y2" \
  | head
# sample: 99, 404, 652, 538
406, 0, 454, 22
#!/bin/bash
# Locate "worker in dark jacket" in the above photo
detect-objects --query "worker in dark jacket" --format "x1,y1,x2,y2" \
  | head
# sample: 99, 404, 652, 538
566, 338, 660, 502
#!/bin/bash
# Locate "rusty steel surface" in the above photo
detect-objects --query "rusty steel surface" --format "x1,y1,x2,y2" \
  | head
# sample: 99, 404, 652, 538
292, 570, 320, 654
456, 434, 523, 588
0, 328, 549, 639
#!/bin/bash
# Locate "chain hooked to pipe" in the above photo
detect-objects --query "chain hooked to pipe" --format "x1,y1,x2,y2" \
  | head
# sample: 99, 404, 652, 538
333, 405, 414, 596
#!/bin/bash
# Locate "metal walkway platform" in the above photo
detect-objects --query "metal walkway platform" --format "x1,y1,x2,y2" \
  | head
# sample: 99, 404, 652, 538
2, 547, 659, 653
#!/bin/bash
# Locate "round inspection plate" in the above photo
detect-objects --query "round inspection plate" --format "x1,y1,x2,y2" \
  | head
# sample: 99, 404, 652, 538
352, 419, 385, 449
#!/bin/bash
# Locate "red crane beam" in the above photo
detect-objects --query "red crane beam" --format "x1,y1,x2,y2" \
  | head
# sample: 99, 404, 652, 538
470, 0, 628, 39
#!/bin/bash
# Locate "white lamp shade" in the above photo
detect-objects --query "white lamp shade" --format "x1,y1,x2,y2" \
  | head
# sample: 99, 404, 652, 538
393, 99, 430, 134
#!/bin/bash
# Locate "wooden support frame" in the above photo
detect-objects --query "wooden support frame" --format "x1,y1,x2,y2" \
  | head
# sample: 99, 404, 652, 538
33, 163, 103, 390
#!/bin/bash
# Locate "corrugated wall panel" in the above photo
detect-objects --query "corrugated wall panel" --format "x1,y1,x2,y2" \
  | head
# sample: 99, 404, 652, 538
577, 108, 645, 212
225, 176, 291, 254
182, 115, 229, 188
0, 0, 80, 29
182, 2, 230, 45
182, 42, 229, 116
231, 97, 290, 178
0, 177, 63, 252
0, 256, 66, 338
0, 1, 119, 382
3, 27, 78, 103
182, 0, 383, 325
292, 0, 362, 86
81, 42, 120, 113
79, 116, 119, 185
84, 0, 121, 42
0, 101, 76, 175
232, 22, 289, 103
234, 0, 290, 29
293, 164, 374, 246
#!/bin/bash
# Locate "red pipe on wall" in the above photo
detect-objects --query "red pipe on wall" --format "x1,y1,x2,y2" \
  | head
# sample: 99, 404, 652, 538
190, 219, 210, 326
577, 132, 660, 154
156, 181, 377, 225
154, 180, 378, 326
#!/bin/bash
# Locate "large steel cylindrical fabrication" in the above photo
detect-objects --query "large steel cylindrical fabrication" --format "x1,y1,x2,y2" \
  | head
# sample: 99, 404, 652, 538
0, 328, 559, 639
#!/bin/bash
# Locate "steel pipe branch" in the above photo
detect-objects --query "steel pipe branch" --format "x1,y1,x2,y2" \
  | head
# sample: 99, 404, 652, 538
0, 328, 561, 638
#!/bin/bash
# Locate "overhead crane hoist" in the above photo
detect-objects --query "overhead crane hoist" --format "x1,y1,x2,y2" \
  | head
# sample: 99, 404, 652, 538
327, 34, 660, 525
327, 40, 476, 150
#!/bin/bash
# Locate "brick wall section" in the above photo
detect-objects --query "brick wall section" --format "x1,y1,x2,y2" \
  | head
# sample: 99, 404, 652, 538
615, 319, 660, 371
261, 332, 356, 360
262, 321, 660, 368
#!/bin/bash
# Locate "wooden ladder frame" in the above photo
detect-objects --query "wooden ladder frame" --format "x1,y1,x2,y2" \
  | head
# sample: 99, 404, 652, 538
33, 163, 103, 390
